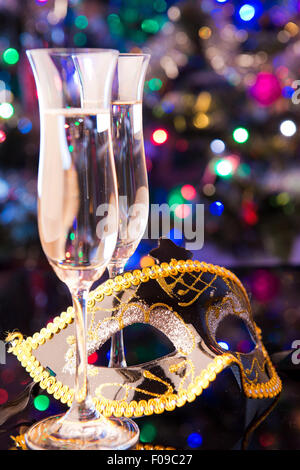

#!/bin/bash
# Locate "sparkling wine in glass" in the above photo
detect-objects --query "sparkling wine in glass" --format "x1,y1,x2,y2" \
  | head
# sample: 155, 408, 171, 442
108, 53, 150, 368
25, 48, 139, 450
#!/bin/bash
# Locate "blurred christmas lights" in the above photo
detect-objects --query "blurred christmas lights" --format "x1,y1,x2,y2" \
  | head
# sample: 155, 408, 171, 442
140, 255, 155, 268
250, 72, 282, 107
181, 184, 197, 201
209, 201, 224, 216
33, 394, 50, 411
88, 352, 98, 364
0, 388, 8, 405
151, 128, 168, 145
0, 130, 6, 143
0, 102, 14, 119
2, 48, 19, 65
280, 120, 297, 137
239, 4, 256, 22
214, 159, 233, 177
75, 15, 89, 30
218, 341, 230, 350
140, 422, 157, 443
232, 127, 249, 143
174, 203, 191, 219
17, 118, 32, 134
187, 432, 203, 448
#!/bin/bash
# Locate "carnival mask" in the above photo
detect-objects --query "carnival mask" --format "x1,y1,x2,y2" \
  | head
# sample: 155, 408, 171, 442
7, 239, 281, 419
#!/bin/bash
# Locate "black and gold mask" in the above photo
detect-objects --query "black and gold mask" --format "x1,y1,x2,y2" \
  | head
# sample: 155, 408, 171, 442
7, 240, 282, 419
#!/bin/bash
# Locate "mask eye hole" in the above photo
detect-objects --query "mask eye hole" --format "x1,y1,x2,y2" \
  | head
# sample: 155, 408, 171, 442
91, 324, 175, 367
215, 315, 256, 353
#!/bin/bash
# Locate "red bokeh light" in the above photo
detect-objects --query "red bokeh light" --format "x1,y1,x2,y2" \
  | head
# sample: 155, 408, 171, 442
0, 130, 6, 143
181, 184, 197, 201
174, 204, 191, 219
0, 388, 8, 405
151, 128, 168, 145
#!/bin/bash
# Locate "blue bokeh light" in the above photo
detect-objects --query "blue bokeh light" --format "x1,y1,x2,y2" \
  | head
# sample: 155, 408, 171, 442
17, 117, 32, 134
209, 201, 224, 216
218, 341, 230, 350
239, 4, 256, 21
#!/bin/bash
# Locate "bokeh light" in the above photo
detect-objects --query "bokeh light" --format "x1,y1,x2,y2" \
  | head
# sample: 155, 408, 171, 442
181, 184, 197, 200
88, 352, 98, 364
141, 19, 159, 34
33, 394, 50, 411
152, 128, 168, 145
168, 187, 184, 206
193, 112, 210, 129
17, 117, 32, 134
73, 32, 87, 46
140, 255, 155, 268
75, 15, 88, 29
3, 48, 19, 65
0, 388, 8, 404
140, 422, 157, 443
239, 4, 256, 22
203, 183, 216, 197
280, 120, 297, 137
209, 201, 224, 216
232, 127, 249, 143
210, 139, 225, 154
174, 203, 191, 219
218, 341, 229, 350
0, 102, 14, 119
215, 159, 233, 177
187, 432, 203, 448
250, 72, 282, 107
148, 78, 163, 91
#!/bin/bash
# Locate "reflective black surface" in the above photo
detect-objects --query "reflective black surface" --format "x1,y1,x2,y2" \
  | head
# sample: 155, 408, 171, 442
0, 265, 300, 450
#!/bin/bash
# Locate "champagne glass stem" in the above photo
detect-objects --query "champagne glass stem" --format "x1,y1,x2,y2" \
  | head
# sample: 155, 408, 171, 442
71, 286, 97, 419
108, 263, 127, 368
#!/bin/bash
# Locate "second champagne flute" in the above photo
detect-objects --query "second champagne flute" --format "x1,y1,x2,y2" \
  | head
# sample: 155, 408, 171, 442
108, 53, 150, 368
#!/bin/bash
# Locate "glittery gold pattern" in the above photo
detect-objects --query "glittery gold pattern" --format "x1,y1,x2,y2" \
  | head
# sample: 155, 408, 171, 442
6, 259, 282, 418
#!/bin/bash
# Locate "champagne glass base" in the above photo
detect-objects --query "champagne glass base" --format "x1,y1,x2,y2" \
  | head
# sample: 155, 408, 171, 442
25, 413, 139, 450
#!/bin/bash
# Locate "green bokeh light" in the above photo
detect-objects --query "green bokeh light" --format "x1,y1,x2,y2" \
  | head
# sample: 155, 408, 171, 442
75, 15, 88, 29
148, 78, 163, 91
232, 127, 249, 144
214, 159, 233, 178
0, 103, 14, 119
276, 192, 290, 206
3, 48, 19, 65
123, 8, 139, 23
168, 187, 184, 207
107, 13, 124, 35
141, 19, 160, 34
153, 0, 167, 12
140, 422, 157, 443
237, 162, 251, 177
34, 395, 50, 411
73, 32, 87, 46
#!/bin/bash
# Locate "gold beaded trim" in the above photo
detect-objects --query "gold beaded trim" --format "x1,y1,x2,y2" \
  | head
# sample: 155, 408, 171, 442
9, 433, 175, 451
6, 259, 281, 418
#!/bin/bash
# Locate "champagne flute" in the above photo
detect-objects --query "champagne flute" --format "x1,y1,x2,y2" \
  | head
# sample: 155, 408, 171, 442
25, 48, 139, 450
108, 53, 150, 368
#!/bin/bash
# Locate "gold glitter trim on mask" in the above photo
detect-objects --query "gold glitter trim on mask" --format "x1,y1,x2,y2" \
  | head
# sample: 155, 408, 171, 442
6, 259, 282, 418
